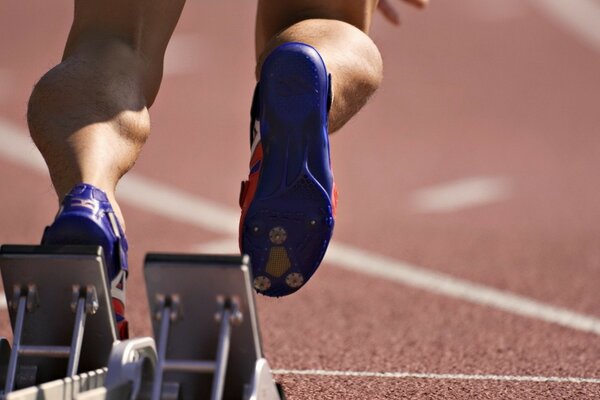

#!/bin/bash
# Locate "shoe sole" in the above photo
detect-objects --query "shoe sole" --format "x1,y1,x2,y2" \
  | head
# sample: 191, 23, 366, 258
241, 43, 334, 297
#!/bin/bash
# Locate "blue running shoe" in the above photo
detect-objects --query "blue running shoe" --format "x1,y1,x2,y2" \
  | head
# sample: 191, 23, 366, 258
239, 43, 337, 297
42, 183, 129, 338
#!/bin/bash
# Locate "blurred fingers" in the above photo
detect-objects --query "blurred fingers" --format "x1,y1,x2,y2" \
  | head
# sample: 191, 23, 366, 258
378, 0, 400, 25
403, 0, 428, 9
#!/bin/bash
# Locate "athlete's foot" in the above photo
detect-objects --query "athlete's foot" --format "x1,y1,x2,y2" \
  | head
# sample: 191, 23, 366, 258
42, 183, 129, 339
239, 42, 338, 297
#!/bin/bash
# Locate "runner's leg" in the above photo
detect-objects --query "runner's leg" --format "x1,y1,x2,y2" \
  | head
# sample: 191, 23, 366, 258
27, 0, 186, 336
240, 1, 382, 296
27, 0, 186, 225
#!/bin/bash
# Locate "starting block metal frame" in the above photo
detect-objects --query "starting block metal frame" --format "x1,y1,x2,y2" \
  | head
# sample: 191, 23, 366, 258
0, 247, 282, 400
144, 253, 281, 400
0, 245, 118, 395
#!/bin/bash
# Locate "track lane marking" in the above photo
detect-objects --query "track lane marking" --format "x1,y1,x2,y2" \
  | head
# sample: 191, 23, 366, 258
327, 243, 600, 335
0, 119, 47, 172
528, 0, 600, 52
164, 34, 210, 76
0, 69, 14, 103
1, 118, 600, 336
272, 369, 600, 384
193, 237, 239, 253
411, 177, 511, 213
193, 236, 600, 335
119, 173, 239, 236
0, 119, 238, 235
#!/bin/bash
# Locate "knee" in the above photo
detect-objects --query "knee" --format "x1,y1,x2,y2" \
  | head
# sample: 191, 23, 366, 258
259, 19, 383, 95
338, 22, 383, 98
256, 0, 378, 49
27, 37, 151, 147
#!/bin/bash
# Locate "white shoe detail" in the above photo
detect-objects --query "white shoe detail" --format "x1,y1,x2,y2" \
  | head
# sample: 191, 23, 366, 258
250, 119, 261, 156
110, 269, 127, 306
107, 212, 122, 239
70, 198, 99, 212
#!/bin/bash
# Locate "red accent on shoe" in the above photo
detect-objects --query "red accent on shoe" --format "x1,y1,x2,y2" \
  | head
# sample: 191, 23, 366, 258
239, 144, 263, 249
332, 182, 339, 218
117, 320, 129, 340
112, 297, 128, 340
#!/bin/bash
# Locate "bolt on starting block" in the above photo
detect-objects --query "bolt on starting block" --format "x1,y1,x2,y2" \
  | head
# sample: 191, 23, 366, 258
0, 245, 284, 400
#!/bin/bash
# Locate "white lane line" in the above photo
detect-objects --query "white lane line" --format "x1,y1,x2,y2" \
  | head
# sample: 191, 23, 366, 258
119, 174, 239, 236
411, 177, 511, 213
164, 34, 210, 76
0, 119, 238, 236
2, 118, 600, 336
272, 369, 600, 384
326, 243, 600, 335
193, 237, 239, 253
0, 120, 45, 311
190, 224, 600, 335
0, 119, 47, 173
528, 0, 600, 52
0, 69, 15, 102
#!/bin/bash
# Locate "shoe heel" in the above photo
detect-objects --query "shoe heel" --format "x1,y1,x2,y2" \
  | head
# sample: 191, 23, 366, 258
257, 43, 332, 197
261, 43, 329, 124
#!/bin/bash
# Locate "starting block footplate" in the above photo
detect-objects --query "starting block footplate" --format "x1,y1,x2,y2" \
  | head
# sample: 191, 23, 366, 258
144, 253, 263, 400
0, 245, 118, 387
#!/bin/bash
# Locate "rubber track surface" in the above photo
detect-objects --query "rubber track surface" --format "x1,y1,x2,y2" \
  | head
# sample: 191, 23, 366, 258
1, 1, 599, 398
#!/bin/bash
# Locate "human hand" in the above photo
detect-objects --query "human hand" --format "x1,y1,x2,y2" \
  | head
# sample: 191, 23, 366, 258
378, 0, 428, 25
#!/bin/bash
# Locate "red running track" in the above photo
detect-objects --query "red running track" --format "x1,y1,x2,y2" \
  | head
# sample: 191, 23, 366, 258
1, 1, 600, 398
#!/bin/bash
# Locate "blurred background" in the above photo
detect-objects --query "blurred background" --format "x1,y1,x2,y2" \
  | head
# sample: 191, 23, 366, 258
1, 1, 599, 398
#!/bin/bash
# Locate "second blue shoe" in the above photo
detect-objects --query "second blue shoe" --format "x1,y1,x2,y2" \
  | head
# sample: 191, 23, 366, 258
42, 183, 129, 338
239, 43, 338, 297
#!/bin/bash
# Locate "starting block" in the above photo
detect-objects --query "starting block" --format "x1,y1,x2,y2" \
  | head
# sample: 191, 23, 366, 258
0, 246, 283, 400
0, 245, 117, 394
142, 253, 280, 400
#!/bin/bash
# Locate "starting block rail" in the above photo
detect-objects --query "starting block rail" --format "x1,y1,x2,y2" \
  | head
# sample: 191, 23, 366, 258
0, 246, 283, 400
